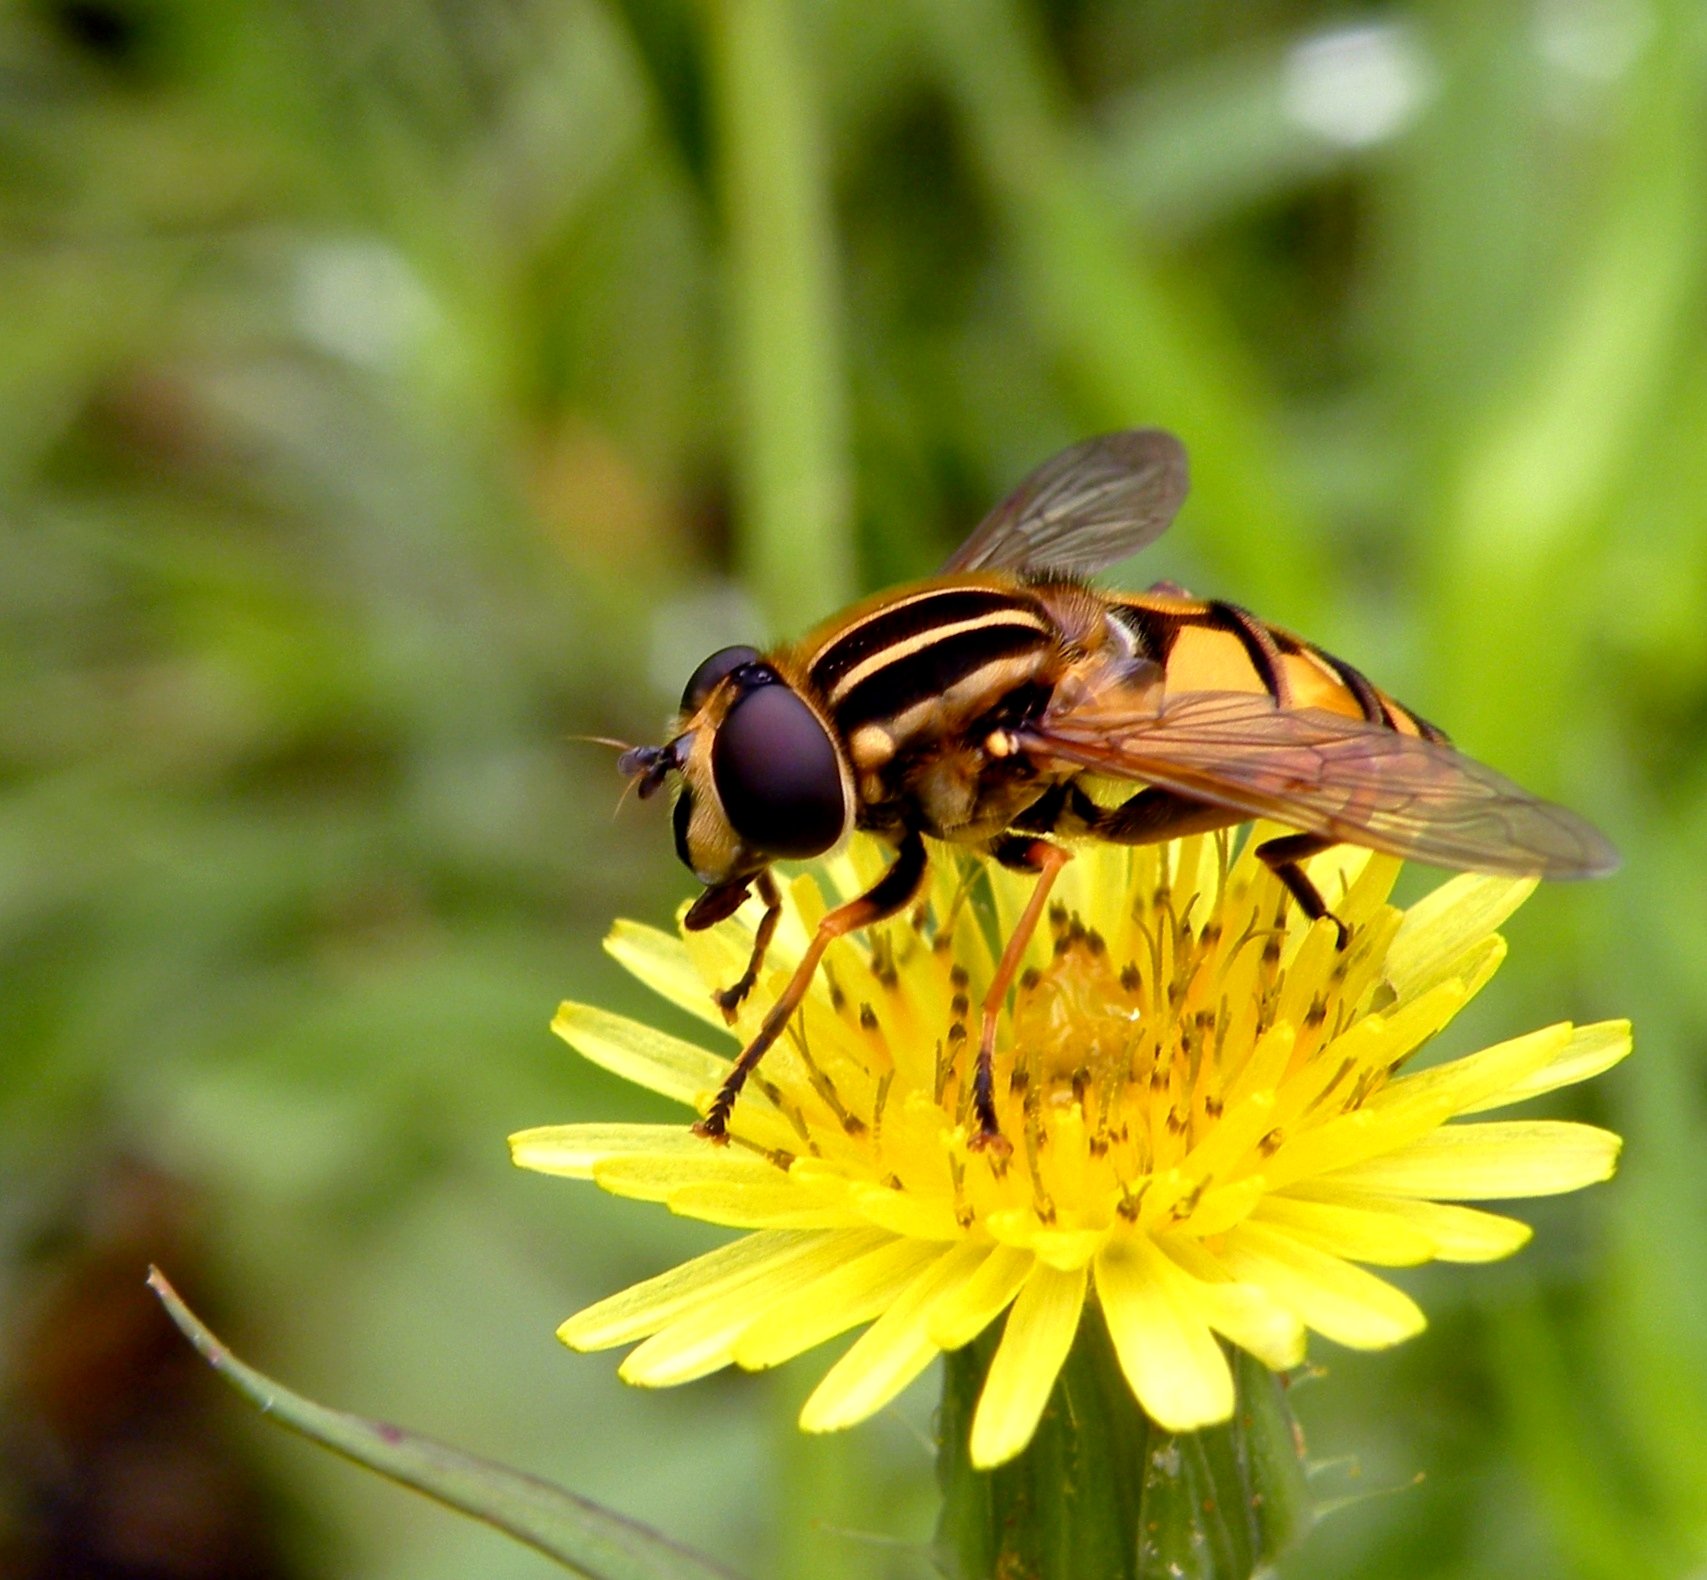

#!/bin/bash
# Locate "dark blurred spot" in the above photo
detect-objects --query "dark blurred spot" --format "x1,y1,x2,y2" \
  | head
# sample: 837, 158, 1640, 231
845, 87, 984, 323
55, 0, 139, 57
682, 461, 735, 572
0, 1158, 300, 1580
1212, 179, 1365, 391
45, 0, 168, 78
608, 0, 709, 185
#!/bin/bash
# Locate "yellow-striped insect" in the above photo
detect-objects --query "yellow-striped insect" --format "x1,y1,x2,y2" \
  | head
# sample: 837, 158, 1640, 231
620, 430, 1616, 1148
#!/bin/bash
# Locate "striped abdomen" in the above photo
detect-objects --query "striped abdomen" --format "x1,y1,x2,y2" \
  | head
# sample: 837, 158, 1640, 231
800, 579, 1059, 748
1108, 589, 1447, 742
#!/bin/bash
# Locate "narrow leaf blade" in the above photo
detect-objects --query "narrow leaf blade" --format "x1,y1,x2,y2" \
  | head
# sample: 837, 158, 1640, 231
147, 1268, 741, 1580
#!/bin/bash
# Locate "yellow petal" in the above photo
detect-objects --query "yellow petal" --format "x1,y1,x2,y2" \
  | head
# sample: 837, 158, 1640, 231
1259, 1099, 1455, 1193
785, 867, 832, 932
1251, 1194, 1437, 1266
984, 1208, 1048, 1252
1386, 874, 1534, 999
1159, 1237, 1306, 1369
1285, 1183, 1532, 1262
733, 1238, 943, 1370
552, 1001, 728, 1108
798, 1241, 991, 1432
849, 1180, 963, 1241
1442, 936, 1509, 1014
1310, 979, 1467, 1095
1219, 1221, 1426, 1349
1095, 1236, 1233, 1432
927, 1244, 1035, 1351
1379, 936, 1510, 1031
590, 1151, 784, 1204
604, 922, 727, 1028
1457, 1020, 1632, 1114
509, 1123, 708, 1178
679, 912, 811, 1030
1228, 1026, 1299, 1109
1325, 1120, 1622, 1199
1336, 850, 1401, 928
1375, 1024, 1572, 1119
560, 1228, 875, 1349
1029, 1225, 1110, 1271
618, 1293, 764, 1385
969, 1264, 1087, 1468
665, 1177, 861, 1230
615, 1231, 896, 1385
1274, 917, 1345, 1023
1174, 1175, 1268, 1238
1179, 1091, 1278, 1204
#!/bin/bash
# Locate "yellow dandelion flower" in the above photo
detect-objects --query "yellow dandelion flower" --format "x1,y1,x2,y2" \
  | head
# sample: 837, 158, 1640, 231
512, 830, 1628, 1469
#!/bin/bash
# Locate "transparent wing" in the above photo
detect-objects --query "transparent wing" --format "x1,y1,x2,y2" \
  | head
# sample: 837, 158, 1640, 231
1019, 691, 1618, 878
942, 429, 1190, 577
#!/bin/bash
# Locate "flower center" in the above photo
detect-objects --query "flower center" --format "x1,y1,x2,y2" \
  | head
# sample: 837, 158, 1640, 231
747, 840, 1409, 1248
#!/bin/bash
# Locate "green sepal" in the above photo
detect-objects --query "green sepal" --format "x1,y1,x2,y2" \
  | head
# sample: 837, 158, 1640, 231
937, 1300, 1311, 1580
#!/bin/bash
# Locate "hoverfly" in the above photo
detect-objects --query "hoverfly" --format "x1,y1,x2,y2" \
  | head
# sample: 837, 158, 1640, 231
619, 430, 1616, 1149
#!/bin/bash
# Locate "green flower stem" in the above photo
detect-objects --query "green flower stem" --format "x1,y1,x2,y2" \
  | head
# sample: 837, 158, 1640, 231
937, 1302, 1310, 1580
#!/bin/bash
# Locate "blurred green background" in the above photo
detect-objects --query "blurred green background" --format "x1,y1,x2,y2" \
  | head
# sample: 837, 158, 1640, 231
2, 0, 1702, 1576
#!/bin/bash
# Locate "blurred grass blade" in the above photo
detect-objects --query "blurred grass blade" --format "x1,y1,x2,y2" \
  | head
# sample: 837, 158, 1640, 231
1426, 1, 1707, 765
707, 0, 855, 622
913, 0, 1325, 617
147, 1268, 742, 1580
1489, 1291, 1685, 1580
1101, 27, 1429, 236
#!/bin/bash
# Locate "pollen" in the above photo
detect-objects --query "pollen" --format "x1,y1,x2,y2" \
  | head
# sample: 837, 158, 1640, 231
512, 826, 1630, 1468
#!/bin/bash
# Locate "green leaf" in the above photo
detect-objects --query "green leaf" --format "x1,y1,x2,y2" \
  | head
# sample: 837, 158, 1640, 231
147, 1268, 742, 1580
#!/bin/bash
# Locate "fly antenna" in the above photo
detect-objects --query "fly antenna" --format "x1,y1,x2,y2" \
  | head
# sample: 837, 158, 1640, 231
612, 773, 643, 820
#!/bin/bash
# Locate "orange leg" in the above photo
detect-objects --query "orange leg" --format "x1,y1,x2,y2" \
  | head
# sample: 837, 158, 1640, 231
696, 832, 928, 1143
969, 838, 1074, 1154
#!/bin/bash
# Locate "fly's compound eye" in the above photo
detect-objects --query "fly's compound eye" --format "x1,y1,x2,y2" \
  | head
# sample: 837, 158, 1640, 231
711, 684, 846, 859
681, 645, 761, 713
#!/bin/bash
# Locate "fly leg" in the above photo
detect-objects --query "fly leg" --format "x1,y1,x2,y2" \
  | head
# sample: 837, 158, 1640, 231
969, 837, 1074, 1156
1074, 784, 1350, 946
1071, 783, 1241, 845
696, 832, 928, 1143
711, 870, 782, 1021
1254, 831, 1349, 949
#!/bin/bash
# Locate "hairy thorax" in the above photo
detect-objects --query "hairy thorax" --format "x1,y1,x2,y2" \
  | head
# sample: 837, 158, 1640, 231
845, 579, 1153, 848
